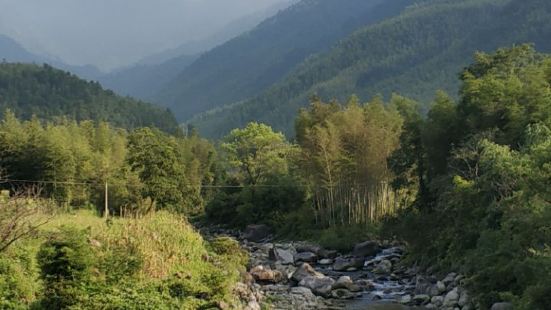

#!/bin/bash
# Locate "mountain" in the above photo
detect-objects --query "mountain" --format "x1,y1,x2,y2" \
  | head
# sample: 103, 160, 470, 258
0, 34, 102, 80
191, 0, 551, 138
0, 63, 179, 133
98, 0, 296, 101
155, 0, 414, 121
97, 54, 199, 100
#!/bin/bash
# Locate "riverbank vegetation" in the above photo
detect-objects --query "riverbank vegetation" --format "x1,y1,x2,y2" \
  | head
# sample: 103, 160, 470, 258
0, 45, 549, 309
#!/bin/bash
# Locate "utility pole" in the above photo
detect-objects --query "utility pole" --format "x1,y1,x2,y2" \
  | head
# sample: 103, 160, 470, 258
104, 181, 109, 218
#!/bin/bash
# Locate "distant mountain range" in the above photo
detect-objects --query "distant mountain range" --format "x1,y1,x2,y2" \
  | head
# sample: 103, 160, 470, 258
188, 0, 551, 137
152, 0, 413, 120
0, 34, 102, 80
3, 0, 550, 139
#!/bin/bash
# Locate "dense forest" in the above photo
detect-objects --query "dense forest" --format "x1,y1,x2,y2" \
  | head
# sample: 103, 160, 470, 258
1, 45, 549, 309
191, 0, 551, 138
0, 63, 179, 133
155, 0, 413, 120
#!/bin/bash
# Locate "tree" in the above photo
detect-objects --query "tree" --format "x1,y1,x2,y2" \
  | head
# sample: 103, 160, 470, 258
221, 122, 291, 186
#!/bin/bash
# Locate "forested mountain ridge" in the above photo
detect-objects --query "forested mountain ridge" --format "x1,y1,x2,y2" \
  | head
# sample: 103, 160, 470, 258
192, 0, 551, 137
0, 63, 179, 133
156, 0, 414, 120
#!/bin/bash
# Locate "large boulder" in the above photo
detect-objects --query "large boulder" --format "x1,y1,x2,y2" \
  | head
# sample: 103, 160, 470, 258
443, 287, 459, 307
352, 241, 380, 257
249, 265, 284, 283
291, 263, 323, 282
333, 257, 365, 271
299, 276, 335, 297
269, 247, 294, 265
296, 243, 322, 254
243, 224, 271, 242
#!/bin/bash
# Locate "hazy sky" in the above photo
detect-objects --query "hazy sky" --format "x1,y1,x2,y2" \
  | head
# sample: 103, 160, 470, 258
0, 0, 287, 71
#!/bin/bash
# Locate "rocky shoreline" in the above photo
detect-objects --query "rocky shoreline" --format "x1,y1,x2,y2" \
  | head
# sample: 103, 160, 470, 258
203, 225, 510, 310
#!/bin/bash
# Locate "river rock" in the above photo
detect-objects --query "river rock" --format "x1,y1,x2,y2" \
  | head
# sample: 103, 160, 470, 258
415, 275, 431, 294
299, 276, 335, 297
431, 295, 444, 307
443, 287, 459, 307
291, 263, 323, 282
400, 295, 412, 304
413, 294, 431, 305
243, 225, 271, 242
269, 247, 294, 265
331, 288, 356, 299
333, 256, 364, 271
442, 272, 457, 286
318, 258, 333, 265
491, 302, 513, 310
332, 276, 361, 292
319, 248, 338, 259
250, 265, 284, 283
352, 240, 380, 257
296, 243, 322, 255
295, 251, 318, 263
373, 259, 392, 274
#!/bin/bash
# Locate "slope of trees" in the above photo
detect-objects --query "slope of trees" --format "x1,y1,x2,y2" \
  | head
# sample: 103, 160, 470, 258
156, 0, 413, 120
192, 0, 551, 138
386, 45, 551, 309
0, 63, 179, 133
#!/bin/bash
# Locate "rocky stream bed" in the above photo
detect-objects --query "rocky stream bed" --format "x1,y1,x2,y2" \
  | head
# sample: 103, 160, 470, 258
203, 225, 511, 310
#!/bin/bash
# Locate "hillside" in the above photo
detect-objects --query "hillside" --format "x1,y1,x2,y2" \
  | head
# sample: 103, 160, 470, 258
192, 0, 551, 137
98, 54, 198, 100
0, 63, 179, 132
156, 0, 414, 120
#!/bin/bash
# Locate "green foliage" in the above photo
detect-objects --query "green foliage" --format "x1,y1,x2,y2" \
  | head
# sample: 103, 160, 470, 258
158, 0, 411, 122
385, 46, 551, 307
0, 63, 179, 133
0, 113, 216, 216
37, 227, 95, 309
193, 0, 551, 138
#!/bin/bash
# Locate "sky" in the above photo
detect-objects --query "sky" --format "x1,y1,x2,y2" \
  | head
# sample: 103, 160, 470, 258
0, 0, 287, 71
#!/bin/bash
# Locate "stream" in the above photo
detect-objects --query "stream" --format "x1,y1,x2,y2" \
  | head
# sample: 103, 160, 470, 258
201, 225, 471, 310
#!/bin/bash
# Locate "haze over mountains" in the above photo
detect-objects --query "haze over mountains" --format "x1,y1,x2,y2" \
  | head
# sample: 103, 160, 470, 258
1, 0, 550, 138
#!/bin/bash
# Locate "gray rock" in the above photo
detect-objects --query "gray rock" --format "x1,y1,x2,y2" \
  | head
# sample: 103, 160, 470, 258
295, 251, 318, 263
352, 240, 380, 257
443, 272, 457, 286
332, 276, 361, 292
269, 247, 294, 265
331, 288, 355, 300
491, 302, 513, 310
443, 287, 459, 307
400, 295, 412, 304
291, 263, 323, 283
373, 259, 392, 274
436, 281, 447, 294
333, 257, 364, 271
299, 276, 335, 297
431, 296, 444, 306
318, 258, 333, 265
243, 224, 271, 242
318, 248, 338, 259
413, 294, 431, 305
296, 243, 322, 255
